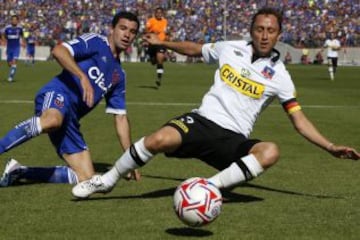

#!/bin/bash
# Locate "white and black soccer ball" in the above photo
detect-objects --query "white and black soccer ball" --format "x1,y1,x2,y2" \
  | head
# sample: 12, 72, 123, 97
173, 177, 222, 227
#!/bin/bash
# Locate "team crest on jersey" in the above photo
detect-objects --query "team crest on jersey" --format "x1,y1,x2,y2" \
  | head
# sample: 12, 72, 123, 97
54, 94, 64, 108
261, 66, 275, 80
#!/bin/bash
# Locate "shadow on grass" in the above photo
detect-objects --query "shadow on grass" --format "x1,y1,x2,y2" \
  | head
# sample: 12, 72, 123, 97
137, 85, 158, 90
94, 162, 112, 172
74, 187, 262, 203
71, 174, 263, 203
71, 174, 344, 202
243, 182, 344, 199
165, 227, 213, 237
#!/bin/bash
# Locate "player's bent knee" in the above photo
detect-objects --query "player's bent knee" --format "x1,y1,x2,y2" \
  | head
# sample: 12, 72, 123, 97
263, 142, 280, 167
251, 142, 280, 169
146, 128, 180, 153
40, 110, 63, 131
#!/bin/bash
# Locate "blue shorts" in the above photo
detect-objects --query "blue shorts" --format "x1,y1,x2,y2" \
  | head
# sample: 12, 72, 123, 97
27, 47, 35, 56
6, 47, 20, 62
34, 88, 88, 157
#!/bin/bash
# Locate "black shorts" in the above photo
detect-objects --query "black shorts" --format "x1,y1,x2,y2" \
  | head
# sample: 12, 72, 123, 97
327, 57, 338, 67
165, 112, 261, 170
147, 44, 166, 58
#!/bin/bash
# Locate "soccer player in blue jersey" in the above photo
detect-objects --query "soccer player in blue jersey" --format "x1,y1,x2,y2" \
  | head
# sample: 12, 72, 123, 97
0, 11, 141, 187
25, 30, 36, 65
2, 15, 24, 82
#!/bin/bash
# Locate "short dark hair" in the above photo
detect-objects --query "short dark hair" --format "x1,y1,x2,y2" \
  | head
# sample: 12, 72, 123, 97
250, 8, 283, 32
155, 7, 164, 12
112, 11, 140, 33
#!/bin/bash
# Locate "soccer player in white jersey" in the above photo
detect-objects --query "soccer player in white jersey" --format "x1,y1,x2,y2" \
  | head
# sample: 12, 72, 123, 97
0, 12, 140, 187
73, 8, 359, 198
323, 32, 341, 81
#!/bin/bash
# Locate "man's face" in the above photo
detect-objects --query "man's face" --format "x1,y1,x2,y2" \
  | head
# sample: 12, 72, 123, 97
155, 9, 163, 20
250, 14, 281, 57
11, 16, 18, 26
111, 18, 138, 51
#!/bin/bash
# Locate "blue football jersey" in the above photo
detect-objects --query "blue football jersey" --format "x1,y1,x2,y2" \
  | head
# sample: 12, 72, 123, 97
43, 33, 127, 119
26, 35, 35, 47
3, 24, 23, 49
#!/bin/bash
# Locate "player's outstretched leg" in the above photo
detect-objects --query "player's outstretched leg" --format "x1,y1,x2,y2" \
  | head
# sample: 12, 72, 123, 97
0, 117, 42, 154
0, 158, 79, 187
72, 137, 153, 198
207, 154, 264, 189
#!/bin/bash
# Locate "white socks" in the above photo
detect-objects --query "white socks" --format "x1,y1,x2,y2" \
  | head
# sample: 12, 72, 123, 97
328, 66, 334, 80
101, 137, 153, 187
208, 154, 264, 189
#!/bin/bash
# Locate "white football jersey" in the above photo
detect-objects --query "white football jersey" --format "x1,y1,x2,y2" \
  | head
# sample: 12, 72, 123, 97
324, 39, 341, 58
194, 40, 298, 137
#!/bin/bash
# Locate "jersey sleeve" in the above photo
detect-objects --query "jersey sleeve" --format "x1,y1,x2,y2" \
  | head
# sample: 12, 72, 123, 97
105, 76, 127, 115
323, 39, 329, 48
277, 68, 302, 115
202, 42, 220, 64
62, 33, 102, 59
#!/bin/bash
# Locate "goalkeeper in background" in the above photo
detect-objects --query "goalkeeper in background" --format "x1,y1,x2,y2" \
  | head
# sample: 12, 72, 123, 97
145, 7, 168, 88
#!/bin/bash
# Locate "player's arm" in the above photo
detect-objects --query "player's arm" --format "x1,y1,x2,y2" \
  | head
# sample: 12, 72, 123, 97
288, 110, 359, 160
114, 114, 141, 180
1, 31, 6, 46
52, 44, 94, 107
143, 33, 203, 56
332, 44, 341, 51
114, 114, 131, 151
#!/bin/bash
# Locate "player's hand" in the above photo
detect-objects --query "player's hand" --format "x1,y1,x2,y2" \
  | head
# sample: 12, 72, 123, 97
328, 144, 360, 160
124, 169, 141, 181
79, 76, 94, 107
143, 33, 162, 46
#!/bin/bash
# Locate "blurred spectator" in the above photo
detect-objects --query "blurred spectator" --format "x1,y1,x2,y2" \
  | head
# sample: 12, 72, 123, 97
284, 51, 292, 64
313, 51, 324, 64
301, 48, 310, 64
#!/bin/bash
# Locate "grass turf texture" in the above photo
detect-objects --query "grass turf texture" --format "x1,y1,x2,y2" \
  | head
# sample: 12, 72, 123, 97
0, 61, 359, 240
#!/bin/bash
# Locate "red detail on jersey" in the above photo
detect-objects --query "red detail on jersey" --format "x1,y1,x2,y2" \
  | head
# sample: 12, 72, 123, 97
111, 69, 120, 85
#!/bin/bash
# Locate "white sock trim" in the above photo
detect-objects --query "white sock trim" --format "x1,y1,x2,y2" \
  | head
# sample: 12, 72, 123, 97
241, 154, 264, 177
36, 117, 43, 133
133, 137, 153, 162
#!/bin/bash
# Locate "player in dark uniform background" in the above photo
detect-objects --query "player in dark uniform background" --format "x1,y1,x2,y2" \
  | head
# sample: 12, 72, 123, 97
146, 7, 168, 88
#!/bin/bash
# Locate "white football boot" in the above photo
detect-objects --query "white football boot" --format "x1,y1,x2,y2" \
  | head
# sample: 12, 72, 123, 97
0, 158, 22, 187
72, 175, 113, 198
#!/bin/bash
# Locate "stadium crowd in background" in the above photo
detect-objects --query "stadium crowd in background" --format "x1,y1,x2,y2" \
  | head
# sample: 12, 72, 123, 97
0, 0, 359, 50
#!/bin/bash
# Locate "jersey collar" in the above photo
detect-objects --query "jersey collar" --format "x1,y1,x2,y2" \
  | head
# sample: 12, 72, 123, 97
247, 41, 280, 64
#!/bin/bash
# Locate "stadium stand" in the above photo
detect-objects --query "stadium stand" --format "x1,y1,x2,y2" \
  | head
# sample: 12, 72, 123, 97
0, 0, 359, 63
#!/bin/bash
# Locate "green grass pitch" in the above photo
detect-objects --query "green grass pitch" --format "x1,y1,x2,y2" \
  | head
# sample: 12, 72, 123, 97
0, 61, 359, 239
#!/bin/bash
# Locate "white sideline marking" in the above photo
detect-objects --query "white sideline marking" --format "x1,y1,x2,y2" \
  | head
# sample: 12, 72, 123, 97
0, 99, 359, 109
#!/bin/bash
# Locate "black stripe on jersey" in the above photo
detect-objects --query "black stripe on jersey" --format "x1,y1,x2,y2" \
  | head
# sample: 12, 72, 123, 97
129, 144, 146, 166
